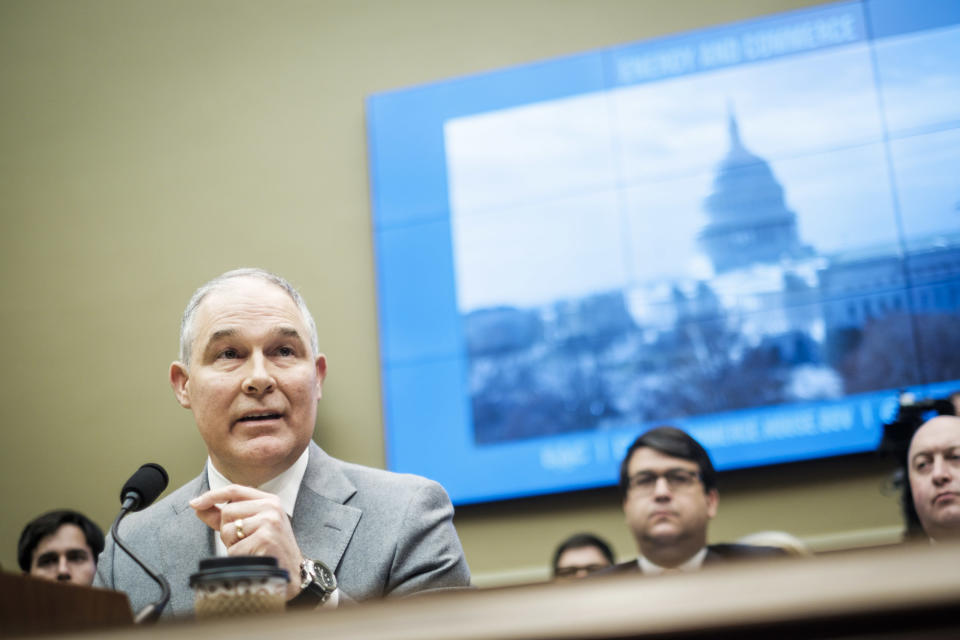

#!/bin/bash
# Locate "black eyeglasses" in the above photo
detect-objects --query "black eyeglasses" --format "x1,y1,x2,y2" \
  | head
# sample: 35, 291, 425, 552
626, 469, 701, 494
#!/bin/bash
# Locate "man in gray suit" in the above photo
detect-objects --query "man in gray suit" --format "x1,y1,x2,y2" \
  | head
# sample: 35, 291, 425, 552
95, 268, 470, 618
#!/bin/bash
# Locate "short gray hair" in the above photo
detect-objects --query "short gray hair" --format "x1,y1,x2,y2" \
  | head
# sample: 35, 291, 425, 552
178, 268, 319, 367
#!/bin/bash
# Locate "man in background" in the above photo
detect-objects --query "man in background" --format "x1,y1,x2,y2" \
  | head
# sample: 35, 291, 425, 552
95, 268, 470, 618
608, 426, 783, 575
551, 532, 615, 580
904, 415, 960, 542
18, 510, 104, 586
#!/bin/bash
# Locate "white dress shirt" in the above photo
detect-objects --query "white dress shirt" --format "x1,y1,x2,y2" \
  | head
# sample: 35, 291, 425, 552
637, 547, 708, 574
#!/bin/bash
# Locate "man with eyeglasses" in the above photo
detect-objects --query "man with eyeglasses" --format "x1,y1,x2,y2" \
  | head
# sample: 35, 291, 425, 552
551, 533, 616, 580
607, 426, 784, 575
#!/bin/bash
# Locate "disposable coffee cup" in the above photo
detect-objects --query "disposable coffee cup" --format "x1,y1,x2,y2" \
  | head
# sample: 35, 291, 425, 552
189, 556, 289, 619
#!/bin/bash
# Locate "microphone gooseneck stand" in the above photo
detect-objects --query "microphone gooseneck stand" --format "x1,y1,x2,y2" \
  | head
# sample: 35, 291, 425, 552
111, 463, 171, 624
110, 504, 171, 624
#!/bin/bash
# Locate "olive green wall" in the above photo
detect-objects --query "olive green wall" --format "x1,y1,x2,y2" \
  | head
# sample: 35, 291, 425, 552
0, 0, 902, 584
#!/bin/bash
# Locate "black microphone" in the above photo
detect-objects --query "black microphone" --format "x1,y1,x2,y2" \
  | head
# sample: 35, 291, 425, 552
110, 463, 171, 624
120, 463, 168, 512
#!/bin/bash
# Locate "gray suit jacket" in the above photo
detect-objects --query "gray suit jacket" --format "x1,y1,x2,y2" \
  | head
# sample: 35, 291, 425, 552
94, 442, 471, 618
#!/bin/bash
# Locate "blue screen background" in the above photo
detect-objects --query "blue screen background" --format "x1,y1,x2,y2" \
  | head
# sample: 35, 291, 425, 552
366, 0, 960, 505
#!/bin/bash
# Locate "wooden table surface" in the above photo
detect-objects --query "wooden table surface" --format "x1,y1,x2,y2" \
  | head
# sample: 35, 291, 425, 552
28, 542, 960, 640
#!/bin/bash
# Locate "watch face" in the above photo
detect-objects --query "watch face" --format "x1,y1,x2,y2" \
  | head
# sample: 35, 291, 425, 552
315, 562, 337, 592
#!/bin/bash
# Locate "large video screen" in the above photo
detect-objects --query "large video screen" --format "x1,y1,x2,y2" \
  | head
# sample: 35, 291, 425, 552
366, 0, 960, 505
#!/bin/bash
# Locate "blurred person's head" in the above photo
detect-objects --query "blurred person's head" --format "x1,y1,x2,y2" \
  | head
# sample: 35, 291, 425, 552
18, 510, 104, 585
949, 391, 960, 417
620, 426, 718, 568
552, 533, 615, 580
907, 415, 960, 541
737, 530, 811, 557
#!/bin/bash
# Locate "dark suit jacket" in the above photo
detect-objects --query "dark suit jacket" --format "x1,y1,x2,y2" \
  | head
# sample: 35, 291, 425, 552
602, 543, 787, 575
94, 441, 471, 618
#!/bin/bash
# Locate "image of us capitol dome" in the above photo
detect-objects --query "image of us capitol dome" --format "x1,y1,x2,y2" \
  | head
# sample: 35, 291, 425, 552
464, 109, 960, 444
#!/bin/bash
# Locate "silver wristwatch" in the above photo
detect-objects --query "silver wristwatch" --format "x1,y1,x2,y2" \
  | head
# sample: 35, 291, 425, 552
299, 558, 337, 604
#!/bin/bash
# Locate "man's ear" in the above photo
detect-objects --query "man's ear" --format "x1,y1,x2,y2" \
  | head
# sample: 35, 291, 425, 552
314, 354, 328, 398
705, 488, 719, 520
169, 362, 191, 408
